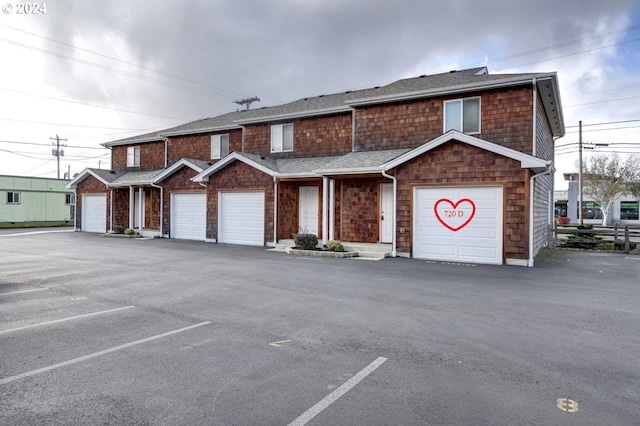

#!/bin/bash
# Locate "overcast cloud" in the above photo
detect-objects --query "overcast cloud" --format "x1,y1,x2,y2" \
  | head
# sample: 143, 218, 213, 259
1, 0, 639, 188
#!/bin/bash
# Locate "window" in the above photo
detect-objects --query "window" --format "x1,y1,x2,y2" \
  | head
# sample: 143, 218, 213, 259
271, 123, 293, 153
211, 134, 230, 159
580, 201, 603, 220
127, 146, 140, 167
65, 193, 76, 205
6, 191, 20, 204
444, 97, 480, 134
620, 201, 639, 220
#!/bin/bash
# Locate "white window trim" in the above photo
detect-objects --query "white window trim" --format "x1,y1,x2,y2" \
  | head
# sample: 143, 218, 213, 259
65, 193, 76, 205
211, 134, 230, 159
271, 123, 294, 153
443, 97, 481, 135
127, 146, 140, 167
6, 191, 20, 204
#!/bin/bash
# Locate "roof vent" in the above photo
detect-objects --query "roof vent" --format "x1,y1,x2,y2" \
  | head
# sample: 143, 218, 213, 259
318, 94, 325, 97
303, 97, 308, 100
261, 106, 267, 109
259, 155, 265, 160
449, 70, 457, 73
345, 90, 352, 93
419, 75, 427, 78
374, 86, 380, 89
109, 170, 116, 174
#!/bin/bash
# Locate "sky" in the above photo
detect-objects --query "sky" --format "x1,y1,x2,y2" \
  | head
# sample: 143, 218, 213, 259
1, 0, 639, 190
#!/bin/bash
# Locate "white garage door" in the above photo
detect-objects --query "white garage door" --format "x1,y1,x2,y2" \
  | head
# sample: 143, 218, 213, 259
171, 193, 206, 241
414, 186, 503, 264
82, 194, 107, 233
219, 191, 265, 246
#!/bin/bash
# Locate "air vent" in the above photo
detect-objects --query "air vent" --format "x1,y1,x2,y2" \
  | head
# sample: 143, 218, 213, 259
449, 70, 457, 73
419, 75, 427, 78
319, 94, 325, 97
374, 86, 380, 89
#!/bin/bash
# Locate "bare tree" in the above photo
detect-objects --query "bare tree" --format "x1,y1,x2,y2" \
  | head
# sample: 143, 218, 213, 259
582, 154, 640, 225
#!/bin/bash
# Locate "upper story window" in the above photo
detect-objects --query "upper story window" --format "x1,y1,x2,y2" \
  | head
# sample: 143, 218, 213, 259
65, 193, 76, 205
271, 123, 293, 153
444, 97, 480, 134
127, 146, 140, 167
211, 134, 230, 159
6, 191, 20, 204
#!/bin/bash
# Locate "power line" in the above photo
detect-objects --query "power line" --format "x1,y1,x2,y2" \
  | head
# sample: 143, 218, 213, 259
565, 124, 640, 134
0, 87, 189, 121
0, 139, 109, 149
0, 116, 149, 131
565, 95, 640, 108
564, 83, 640, 97
0, 37, 238, 102
0, 23, 247, 99
566, 119, 640, 128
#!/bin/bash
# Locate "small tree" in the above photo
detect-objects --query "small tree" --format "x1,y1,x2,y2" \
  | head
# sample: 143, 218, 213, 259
582, 154, 640, 225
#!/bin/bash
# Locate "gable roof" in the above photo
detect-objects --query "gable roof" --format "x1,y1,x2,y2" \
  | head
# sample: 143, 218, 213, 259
66, 168, 125, 189
152, 158, 211, 183
381, 130, 550, 172
103, 66, 564, 146
66, 168, 166, 189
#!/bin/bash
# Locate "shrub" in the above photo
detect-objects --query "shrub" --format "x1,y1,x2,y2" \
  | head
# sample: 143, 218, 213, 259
596, 242, 614, 251
294, 233, 318, 250
113, 226, 125, 234
327, 240, 345, 252
124, 228, 136, 235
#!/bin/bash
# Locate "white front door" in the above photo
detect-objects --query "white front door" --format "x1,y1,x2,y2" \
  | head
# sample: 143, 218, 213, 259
299, 186, 319, 235
380, 183, 393, 243
134, 189, 145, 229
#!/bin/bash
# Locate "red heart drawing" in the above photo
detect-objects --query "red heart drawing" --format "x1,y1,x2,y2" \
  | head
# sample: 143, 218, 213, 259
433, 198, 476, 232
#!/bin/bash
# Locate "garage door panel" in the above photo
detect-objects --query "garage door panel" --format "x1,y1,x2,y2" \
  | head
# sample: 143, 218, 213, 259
414, 186, 503, 265
82, 194, 107, 233
172, 193, 206, 241
219, 192, 265, 246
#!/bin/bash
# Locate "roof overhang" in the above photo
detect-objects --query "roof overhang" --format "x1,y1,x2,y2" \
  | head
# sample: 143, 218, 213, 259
233, 106, 352, 125
102, 135, 163, 148
66, 168, 111, 189
192, 152, 278, 182
313, 167, 383, 175
381, 130, 551, 173
152, 158, 207, 183
534, 74, 564, 137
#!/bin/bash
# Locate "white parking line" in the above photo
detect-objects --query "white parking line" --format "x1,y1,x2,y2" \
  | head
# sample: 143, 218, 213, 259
287, 356, 388, 426
0, 229, 74, 237
0, 321, 211, 385
0, 306, 135, 335
0, 288, 48, 296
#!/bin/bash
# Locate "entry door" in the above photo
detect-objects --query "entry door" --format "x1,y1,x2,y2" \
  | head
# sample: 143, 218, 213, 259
134, 189, 145, 229
380, 183, 393, 243
299, 186, 319, 235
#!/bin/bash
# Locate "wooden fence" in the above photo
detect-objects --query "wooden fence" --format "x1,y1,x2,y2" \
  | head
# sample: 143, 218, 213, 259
550, 223, 640, 253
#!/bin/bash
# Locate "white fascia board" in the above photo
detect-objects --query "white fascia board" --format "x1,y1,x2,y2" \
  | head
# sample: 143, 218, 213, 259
152, 159, 204, 183
102, 136, 162, 148
346, 75, 552, 107
192, 153, 278, 182
233, 106, 352, 125
312, 167, 382, 175
276, 172, 320, 179
535, 74, 565, 137
160, 125, 241, 137
381, 130, 550, 171
66, 168, 111, 189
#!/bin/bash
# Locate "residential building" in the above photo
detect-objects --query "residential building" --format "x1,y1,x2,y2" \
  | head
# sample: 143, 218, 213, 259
1, 175, 74, 226
67, 67, 564, 266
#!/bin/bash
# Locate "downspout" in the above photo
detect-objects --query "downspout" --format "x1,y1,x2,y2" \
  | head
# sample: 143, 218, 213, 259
329, 179, 335, 240
160, 137, 169, 168
532, 78, 537, 157
528, 166, 553, 267
380, 169, 397, 257
150, 181, 163, 237
351, 109, 356, 152
129, 186, 134, 229
273, 176, 278, 247
109, 188, 114, 232
322, 176, 328, 247
72, 188, 77, 231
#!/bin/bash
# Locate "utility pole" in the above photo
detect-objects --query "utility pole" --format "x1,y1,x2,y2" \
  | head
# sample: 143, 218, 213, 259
578, 121, 583, 225
234, 96, 260, 110
50, 134, 67, 179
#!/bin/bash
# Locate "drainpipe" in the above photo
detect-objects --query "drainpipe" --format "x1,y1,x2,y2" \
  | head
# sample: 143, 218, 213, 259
109, 188, 114, 232
129, 186, 134, 229
528, 166, 553, 267
138, 187, 144, 230
273, 176, 278, 247
73, 188, 77, 231
150, 181, 163, 237
532, 78, 537, 157
381, 169, 397, 257
322, 176, 328, 247
160, 137, 169, 168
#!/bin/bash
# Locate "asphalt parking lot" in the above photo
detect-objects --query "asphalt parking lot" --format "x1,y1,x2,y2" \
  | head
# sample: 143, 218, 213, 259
1, 230, 639, 425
